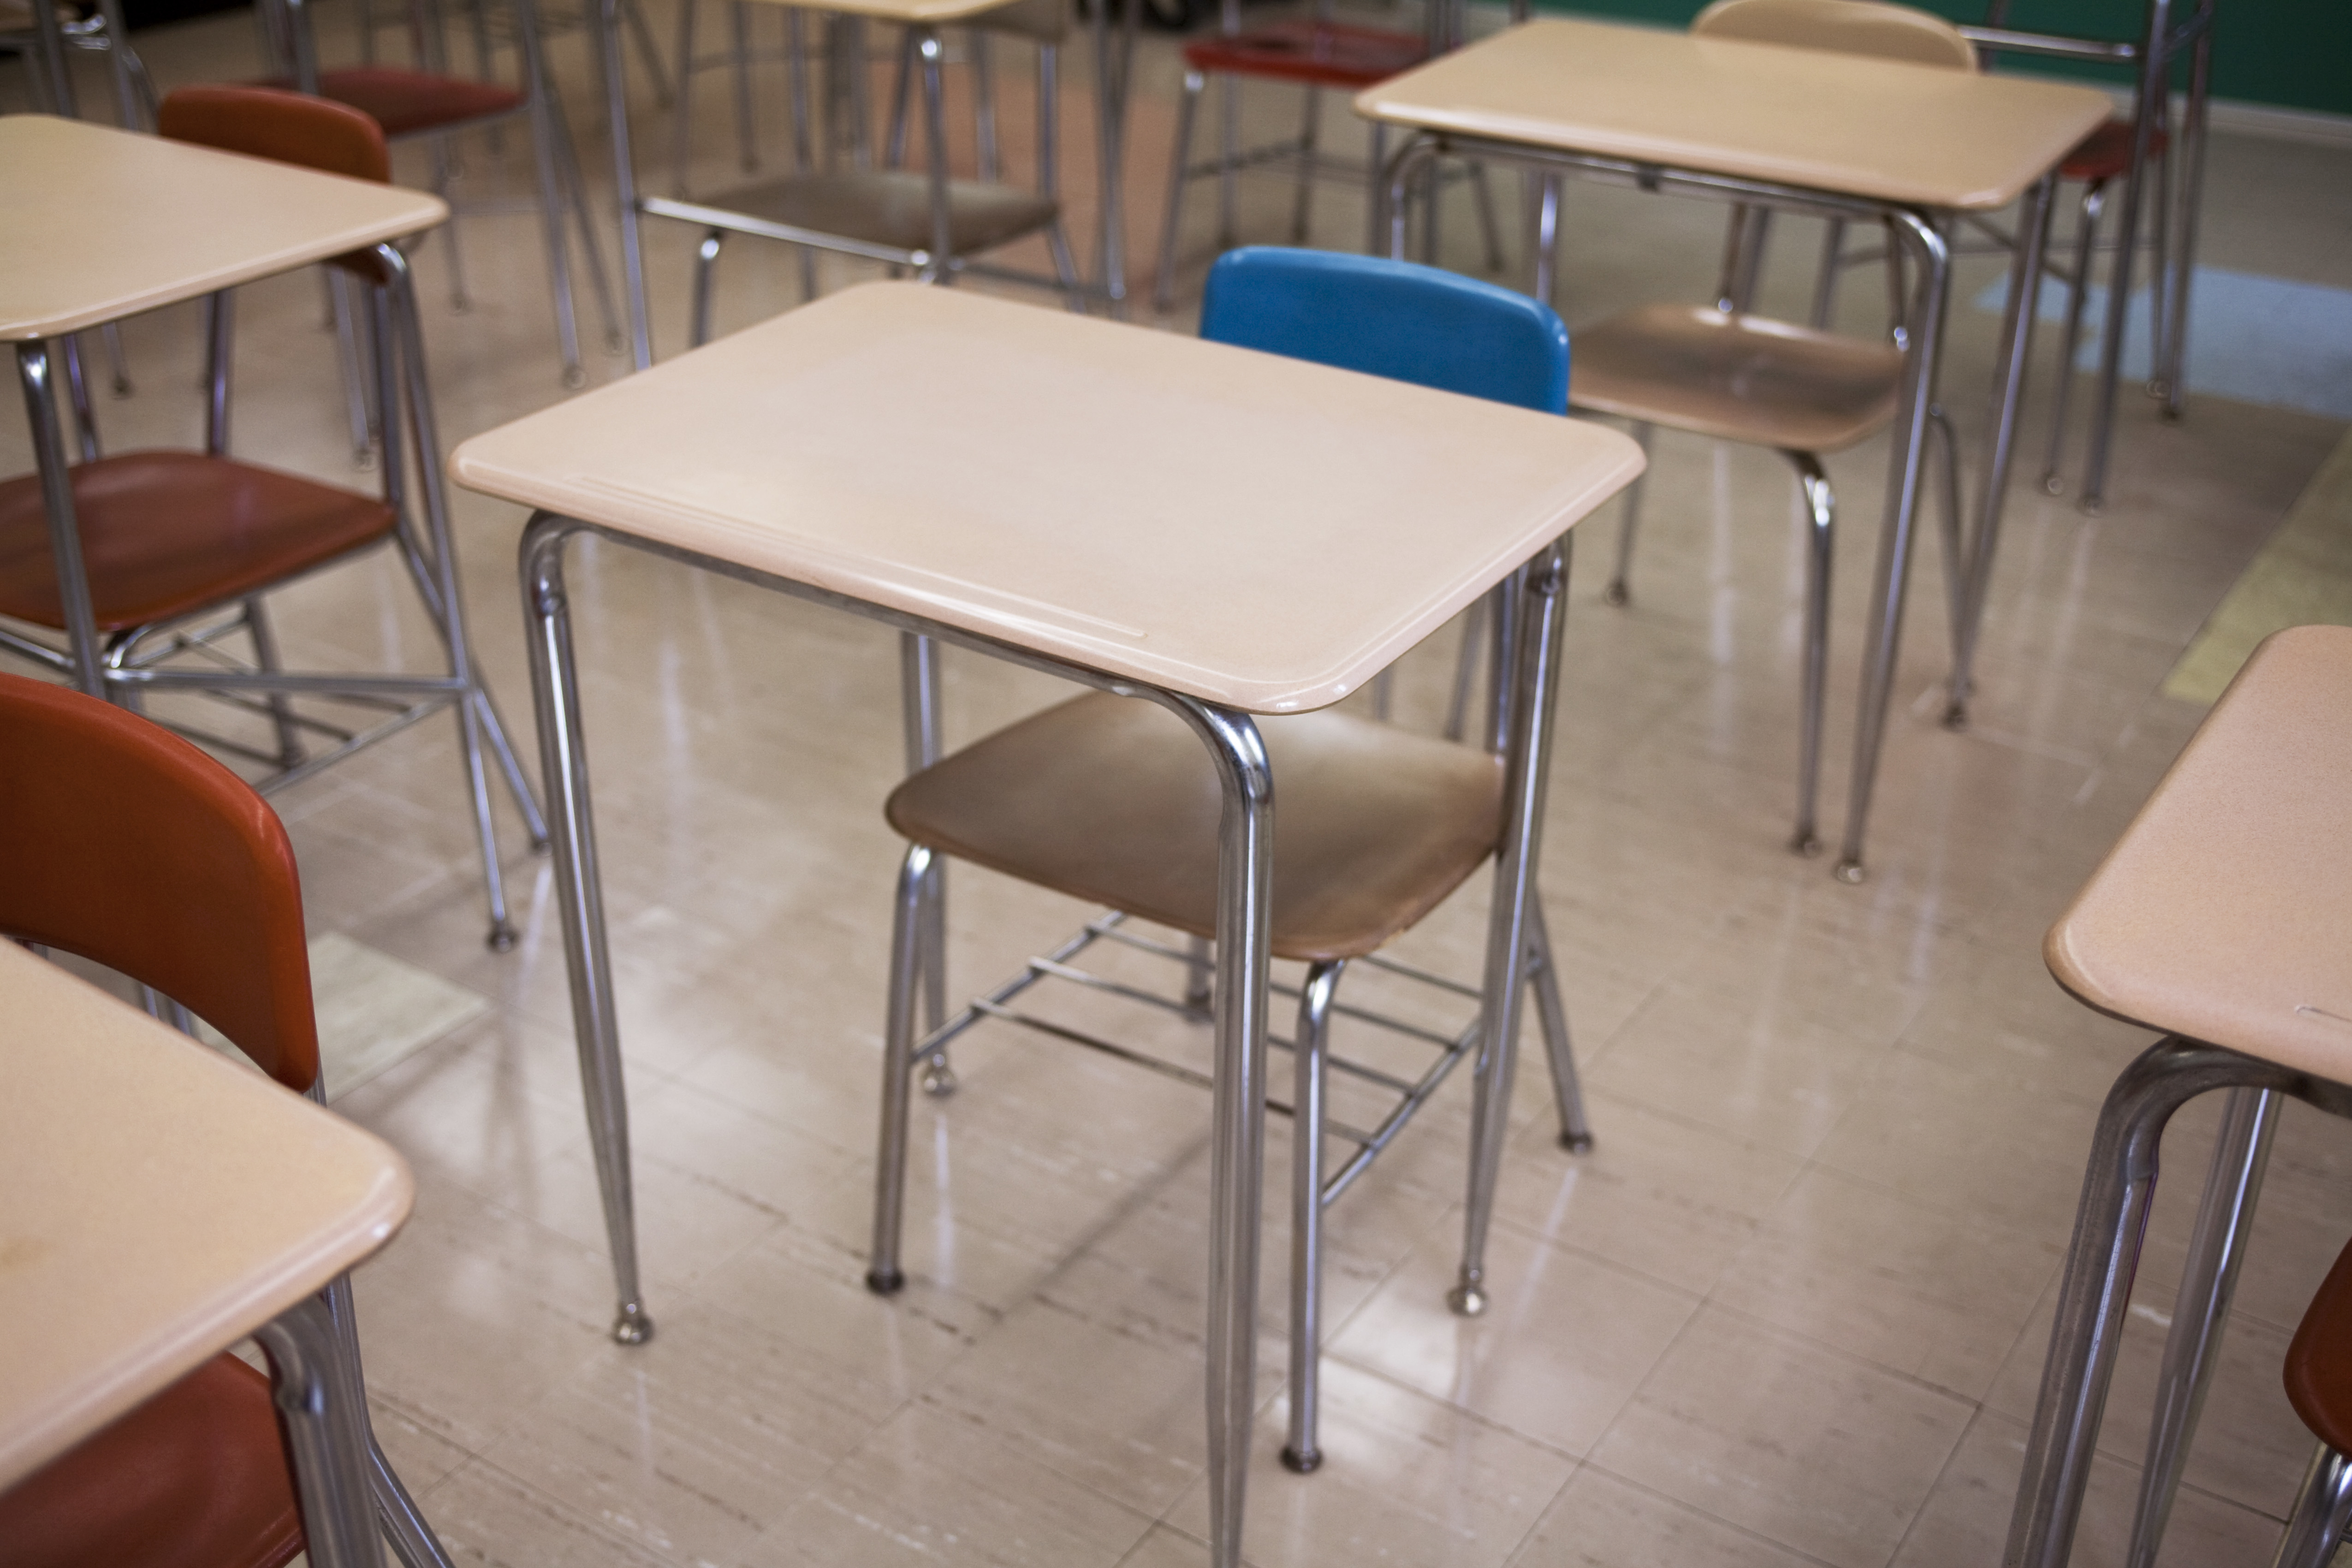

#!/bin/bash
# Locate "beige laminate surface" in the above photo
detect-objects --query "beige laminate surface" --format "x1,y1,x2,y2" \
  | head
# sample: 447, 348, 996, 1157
0, 941, 414, 1490
1353, 18, 2113, 211
0, 115, 447, 342
2045, 625, 2352, 1083
451, 282, 1645, 713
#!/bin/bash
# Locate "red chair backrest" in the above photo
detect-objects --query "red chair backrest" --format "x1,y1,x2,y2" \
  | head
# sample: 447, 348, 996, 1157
0, 675, 319, 1092
155, 83, 392, 184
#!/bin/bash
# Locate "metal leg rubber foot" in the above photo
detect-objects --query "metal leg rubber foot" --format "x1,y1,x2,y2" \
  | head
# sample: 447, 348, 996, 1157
531, 834, 552, 854
1280, 1444, 1323, 1474
611, 1304, 654, 1345
1602, 580, 1629, 608
2041, 472, 2064, 496
1559, 1130, 1595, 1154
866, 1267, 907, 1295
920, 1062, 958, 1098
486, 921, 518, 953
1447, 1280, 1489, 1318
1833, 858, 1866, 885
562, 364, 589, 391
2080, 495, 2106, 518
1789, 831, 1822, 858
1941, 701, 1969, 732
2161, 405, 2183, 424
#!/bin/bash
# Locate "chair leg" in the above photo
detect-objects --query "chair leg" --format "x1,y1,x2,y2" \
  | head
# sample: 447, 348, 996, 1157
428, 139, 472, 314
100, 321, 131, 398
1183, 932, 1214, 1018
622, 0, 675, 106
242, 596, 307, 769
730, 0, 757, 173
1037, 46, 1086, 314
1289, 85, 1320, 244
1525, 902, 1591, 1152
1153, 69, 1204, 314
691, 229, 725, 347
327, 271, 377, 469
668, 0, 699, 195
1217, 72, 1239, 248
884, 27, 915, 168
1468, 161, 1505, 274
520, 54, 588, 386
1810, 217, 1845, 328
2273, 1445, 2352, 1568
310, 1259, 457, 1568
972, 31, 1000, 184
62, 335, 99, 463
1529, 172, 1561, 306
2043, 181, 2103, 495
868, 841, 935, 1295
1785, 449, 1832, 857
1442, 591, 1489, 743
2126, 1087, 2281, 1568
1362, 121, 1388, 259
787, 9, 821, 299
1602, 422, 1652, 607
1927, 403, 1967, 688
549, 89, 627, 356
1282, 958, 1342, 1475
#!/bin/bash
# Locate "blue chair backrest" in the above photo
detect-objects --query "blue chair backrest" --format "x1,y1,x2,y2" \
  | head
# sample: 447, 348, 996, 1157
1199, 247, 1570, 416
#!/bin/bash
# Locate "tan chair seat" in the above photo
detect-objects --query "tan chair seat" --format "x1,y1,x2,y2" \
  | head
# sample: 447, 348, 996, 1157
885, 693, 1505, 963
682, 172, 1060, 258
0, 451, 396, 632
1571, 303, 1903, 453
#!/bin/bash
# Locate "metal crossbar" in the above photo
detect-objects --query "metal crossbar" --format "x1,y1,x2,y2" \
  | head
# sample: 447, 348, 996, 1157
912, 911, 1486, 1207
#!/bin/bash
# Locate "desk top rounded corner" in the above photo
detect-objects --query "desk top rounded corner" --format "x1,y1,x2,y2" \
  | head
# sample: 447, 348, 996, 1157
2044, 624, 2352, 1082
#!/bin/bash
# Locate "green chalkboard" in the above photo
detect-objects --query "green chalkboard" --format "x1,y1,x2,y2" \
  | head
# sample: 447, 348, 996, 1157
1535, 0, 2352, 117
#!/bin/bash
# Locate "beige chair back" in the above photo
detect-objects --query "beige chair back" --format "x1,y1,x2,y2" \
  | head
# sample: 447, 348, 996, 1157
1692, 0, 1978, 71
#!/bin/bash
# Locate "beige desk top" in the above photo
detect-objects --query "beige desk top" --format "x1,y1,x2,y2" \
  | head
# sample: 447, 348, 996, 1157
1354, 18, 2113, 212
0, 942, 414, 1490
2047, 625, 2352, 1084
452, 284, 1644, 714
0, 115, 447, 343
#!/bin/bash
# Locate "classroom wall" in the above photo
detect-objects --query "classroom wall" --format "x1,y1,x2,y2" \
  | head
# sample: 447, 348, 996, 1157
1536, 0, 2352, 117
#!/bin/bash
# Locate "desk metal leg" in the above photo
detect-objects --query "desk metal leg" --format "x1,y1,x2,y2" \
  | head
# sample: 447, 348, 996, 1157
28, 0, 75, 115
255, 1296, 387, 1568
1453, 543, 1567, 1316
603, 0, 654, 370
1835, 212, 1949, 882
1946, 174, 2055, 728
2124, 1085, 2280, 1568
1161, 694, 1272, 1568
2079, 0, 2174, 515
521, 511, 653, 1345
2003, 1042, 2352, 1568
16, 341, 104, 695
2156, 11, 2212, 422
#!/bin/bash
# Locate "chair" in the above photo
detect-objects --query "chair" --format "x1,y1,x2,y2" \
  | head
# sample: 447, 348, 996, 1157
867, 247, 1593, 1475
1152, 0, 1506, 313
260, 0, 623, 388
651, 0, 1087, 344
0, 672, 450, 1568
2276, 1233, 2352, 1568
2005, 624, 2352, 1568
0, 85, 546, 950
1561, 0, 1965, 860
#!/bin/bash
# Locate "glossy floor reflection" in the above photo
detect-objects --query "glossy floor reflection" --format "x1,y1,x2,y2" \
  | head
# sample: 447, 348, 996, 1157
9, 7, 2352, 1566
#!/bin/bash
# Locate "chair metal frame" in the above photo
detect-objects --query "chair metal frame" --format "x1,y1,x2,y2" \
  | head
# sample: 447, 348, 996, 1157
6, 223, 547, 950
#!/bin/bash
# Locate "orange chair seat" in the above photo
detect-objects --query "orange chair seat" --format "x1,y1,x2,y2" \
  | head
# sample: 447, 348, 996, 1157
2061, 117, 2168, 184
1182, 21, 1431, 89
0, 451, 396, 632
264, 65, 524, 138
0, 1354, 303, 1568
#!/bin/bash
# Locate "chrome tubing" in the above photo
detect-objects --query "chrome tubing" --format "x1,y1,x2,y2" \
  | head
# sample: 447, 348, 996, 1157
2272, 1445, 2352, 1568
602, 0, 654, 369
1452, 541, 1568, 1316
2079, 0, 2173, 513
867, 841, 936, 1294
2003, 1040, 2352, 1568
1282, 958, 1342, 1474
519, 511, 653, 1344
1786, 449, 1833, 857
2124, 1086, 2281, 1568
253, 1296, 386, 1568
1944, 173, 2055, 729
16, 341, 105, 694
